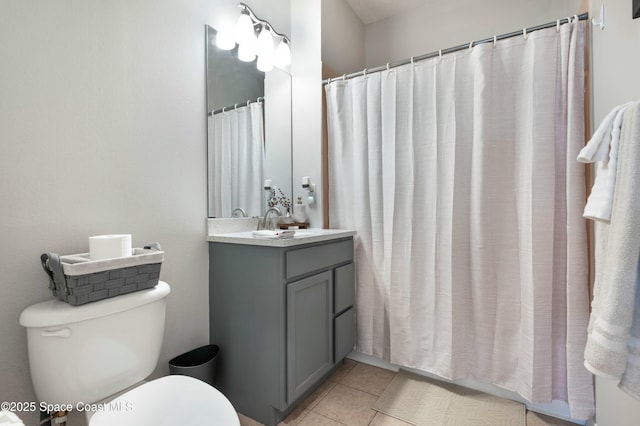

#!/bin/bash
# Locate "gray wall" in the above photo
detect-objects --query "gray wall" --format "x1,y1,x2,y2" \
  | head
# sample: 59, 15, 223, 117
321, 0, 366, 75
0, 0, 290, 424
291, 0, 323, 227
364, 0, 586, 67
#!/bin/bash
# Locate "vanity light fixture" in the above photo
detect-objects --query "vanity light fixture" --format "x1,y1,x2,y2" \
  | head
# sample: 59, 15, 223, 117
238, 42, 256, 62
256, 24, 275, 71
217, 3, 291, 70
234, 10, 255, 45
257, 54, 274, 72
257, 24, 275, 58
274, 38, 291, 67
215, 30, 236, 50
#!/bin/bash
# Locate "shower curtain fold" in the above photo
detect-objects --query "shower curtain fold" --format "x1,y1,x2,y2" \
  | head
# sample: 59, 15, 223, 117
326, 20, 594, 420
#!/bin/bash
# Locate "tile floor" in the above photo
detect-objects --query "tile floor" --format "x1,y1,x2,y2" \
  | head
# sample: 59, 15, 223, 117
237, 359, 578, 426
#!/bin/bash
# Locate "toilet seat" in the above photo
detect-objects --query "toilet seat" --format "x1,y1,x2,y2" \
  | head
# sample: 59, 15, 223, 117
88, 375, 239, 426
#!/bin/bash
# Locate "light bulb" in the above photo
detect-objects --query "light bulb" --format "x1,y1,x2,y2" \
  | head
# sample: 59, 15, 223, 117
215, 30, 235, 50
256, 24, 274, 59
274, 39, 291, 66
238, 43, 256, 62
257, 54, 273, 72
234, 12, 255, 45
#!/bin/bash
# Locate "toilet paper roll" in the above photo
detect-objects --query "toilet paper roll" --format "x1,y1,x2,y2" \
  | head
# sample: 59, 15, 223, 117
89, 234, 132, 260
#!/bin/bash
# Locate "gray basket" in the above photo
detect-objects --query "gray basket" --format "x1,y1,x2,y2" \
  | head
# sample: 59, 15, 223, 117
41, 243, 164, 306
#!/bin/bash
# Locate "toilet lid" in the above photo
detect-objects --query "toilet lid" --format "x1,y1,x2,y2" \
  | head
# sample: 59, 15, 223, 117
89, 375, 239, 426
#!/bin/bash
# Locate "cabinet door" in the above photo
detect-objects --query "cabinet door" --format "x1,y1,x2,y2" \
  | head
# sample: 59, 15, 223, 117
334, 307, 355, 362
334, 263, 355, 314
287, 271, 333, 404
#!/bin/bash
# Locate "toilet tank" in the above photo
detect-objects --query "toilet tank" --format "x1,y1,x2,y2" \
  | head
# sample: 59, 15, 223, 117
19, 281, 170, 406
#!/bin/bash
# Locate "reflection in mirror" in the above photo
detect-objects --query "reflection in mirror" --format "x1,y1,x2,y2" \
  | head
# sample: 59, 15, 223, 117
206, 25, 292, 218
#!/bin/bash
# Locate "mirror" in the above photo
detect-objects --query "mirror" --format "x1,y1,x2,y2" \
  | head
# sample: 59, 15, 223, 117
206, 25, 292, 218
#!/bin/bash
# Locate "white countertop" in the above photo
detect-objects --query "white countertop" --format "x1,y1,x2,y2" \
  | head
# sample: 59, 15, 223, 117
207, 228, 356, 247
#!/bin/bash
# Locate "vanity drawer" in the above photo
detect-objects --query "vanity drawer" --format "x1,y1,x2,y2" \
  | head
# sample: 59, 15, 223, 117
334, 263, 354, 314
286, 239, 353, 280
334, 307, 355, 362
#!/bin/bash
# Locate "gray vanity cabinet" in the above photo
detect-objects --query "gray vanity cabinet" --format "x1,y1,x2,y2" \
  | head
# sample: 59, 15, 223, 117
209, 236, 355, 426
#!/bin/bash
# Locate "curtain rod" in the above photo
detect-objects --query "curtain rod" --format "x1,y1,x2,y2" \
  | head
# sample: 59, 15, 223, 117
209, 97, 265, 116
322, 12, 588, 85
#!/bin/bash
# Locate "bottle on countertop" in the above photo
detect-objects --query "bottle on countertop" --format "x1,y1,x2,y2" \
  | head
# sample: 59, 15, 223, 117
292, 197, 307, 223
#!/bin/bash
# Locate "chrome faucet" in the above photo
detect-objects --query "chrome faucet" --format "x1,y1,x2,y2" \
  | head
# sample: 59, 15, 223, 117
257, 207, 282, 230
231, 208, 248, 218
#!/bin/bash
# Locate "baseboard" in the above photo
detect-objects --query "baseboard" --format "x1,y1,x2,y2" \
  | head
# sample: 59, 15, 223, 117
347, 351, 586, 425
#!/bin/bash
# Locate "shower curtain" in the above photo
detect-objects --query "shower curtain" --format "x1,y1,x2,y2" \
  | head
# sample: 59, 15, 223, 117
208, 102, 265, 217
326, 20, 594, 419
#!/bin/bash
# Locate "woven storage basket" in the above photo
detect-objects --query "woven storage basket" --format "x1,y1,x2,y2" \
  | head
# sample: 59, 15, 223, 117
40, 243, 164, 306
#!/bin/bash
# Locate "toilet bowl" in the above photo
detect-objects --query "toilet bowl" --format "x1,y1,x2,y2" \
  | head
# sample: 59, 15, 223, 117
88, 375, 239, 425
20, 281, 239, 425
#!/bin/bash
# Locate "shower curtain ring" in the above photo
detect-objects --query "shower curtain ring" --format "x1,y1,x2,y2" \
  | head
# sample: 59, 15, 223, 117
468, 41, 474, 50
247, 100, 251, 106
439, 49, 443, 60
410, 56, 415, 65
493, 35, 497, 47
523, 28, 528, 39
234, 103, 238, 110
556, 19, 561, 32
342, 74, 346, 81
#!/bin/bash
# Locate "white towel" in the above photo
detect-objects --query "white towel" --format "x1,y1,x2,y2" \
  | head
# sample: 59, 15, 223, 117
619, 264, 640, 399
584, 101, 640, 400
578, 103, 631, 162
579, 102, 632, 222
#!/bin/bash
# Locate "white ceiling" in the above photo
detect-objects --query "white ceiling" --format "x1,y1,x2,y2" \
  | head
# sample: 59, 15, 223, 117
344, 0, 427, 24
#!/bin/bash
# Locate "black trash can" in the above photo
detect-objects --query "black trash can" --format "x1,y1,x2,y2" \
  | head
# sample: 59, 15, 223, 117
169, 344, 219, 387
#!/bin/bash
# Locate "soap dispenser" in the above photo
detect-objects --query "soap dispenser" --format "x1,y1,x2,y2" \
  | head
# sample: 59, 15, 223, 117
293, 197, 307, 223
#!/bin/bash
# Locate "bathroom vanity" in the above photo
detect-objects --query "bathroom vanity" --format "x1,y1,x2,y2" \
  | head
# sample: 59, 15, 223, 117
208, 229, 356, 425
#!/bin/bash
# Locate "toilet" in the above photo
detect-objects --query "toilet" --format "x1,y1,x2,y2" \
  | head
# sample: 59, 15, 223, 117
19, 281, 239, 425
